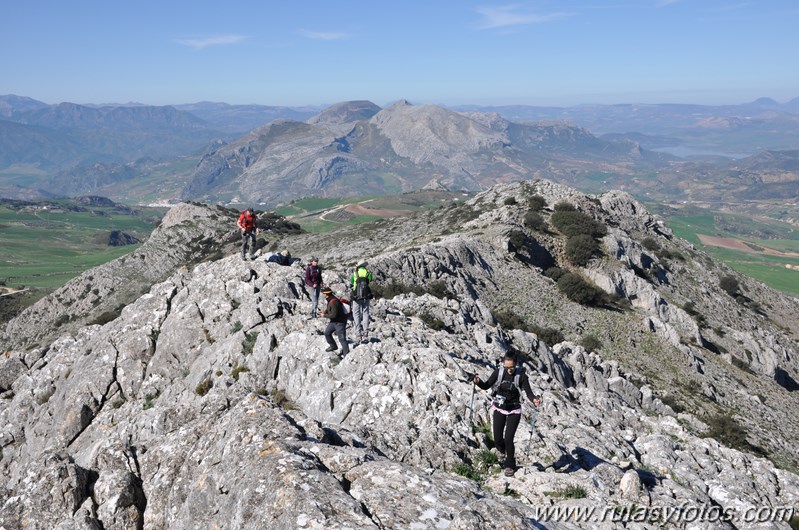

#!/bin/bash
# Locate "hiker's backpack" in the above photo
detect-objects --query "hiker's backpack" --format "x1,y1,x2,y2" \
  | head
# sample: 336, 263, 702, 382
491, 366, 523, 408
239, 210, 255, 231
339, 297, 353, 319
353, 275, 372, 301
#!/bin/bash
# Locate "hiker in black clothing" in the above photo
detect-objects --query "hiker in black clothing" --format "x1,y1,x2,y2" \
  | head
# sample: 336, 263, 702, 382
305, 257, 323, 318
473, 351, 540, 476
320, 288, 349, 356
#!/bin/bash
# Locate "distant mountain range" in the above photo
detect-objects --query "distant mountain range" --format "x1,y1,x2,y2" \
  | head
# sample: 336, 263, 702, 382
0, 94, 797, 206
181, 99, 667, 206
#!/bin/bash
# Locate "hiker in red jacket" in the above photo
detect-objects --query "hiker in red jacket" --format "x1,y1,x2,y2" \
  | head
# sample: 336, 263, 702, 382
237, 208, 258, 260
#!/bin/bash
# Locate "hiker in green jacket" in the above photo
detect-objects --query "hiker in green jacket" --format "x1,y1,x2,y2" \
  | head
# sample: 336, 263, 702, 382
349, 260, 373, 343
473, 351, 540, 476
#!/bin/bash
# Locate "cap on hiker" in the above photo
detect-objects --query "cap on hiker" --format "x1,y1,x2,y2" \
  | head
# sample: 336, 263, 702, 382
356, 260, 367, 267
311, 256, 318, 262
248, 207, 254, 213
321, 287, 333, 296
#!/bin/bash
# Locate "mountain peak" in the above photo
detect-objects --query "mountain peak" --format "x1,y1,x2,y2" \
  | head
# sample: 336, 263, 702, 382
306, 100, 381, 125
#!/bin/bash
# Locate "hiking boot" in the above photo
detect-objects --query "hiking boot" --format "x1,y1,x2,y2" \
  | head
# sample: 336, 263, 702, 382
325, 346, 337, 352
503, 467, 515, 477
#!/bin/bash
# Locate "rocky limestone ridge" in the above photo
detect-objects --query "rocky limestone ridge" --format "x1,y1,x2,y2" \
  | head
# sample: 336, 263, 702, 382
0, 202, 236, 353
276, 179, 799, 469
1, 179, 799, 529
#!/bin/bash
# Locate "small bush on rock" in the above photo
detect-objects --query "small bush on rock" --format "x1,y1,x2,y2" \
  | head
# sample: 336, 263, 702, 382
557, 272, 605, 306
580, 334, 603, 352
551, 210, 606, 238
493, 309, 531, 333
527, 195, 546, 211
565, 234, 600, 266
530, 324, 564, 347
195, 378, 213, 397
523, 211, 547, 231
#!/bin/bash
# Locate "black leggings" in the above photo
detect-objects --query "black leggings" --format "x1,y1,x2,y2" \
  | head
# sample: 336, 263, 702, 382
492, 411, 522, 468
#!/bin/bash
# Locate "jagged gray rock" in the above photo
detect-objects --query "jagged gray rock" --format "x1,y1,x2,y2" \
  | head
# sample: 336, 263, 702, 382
0, 202, 236, 351
2, 180, 799, 529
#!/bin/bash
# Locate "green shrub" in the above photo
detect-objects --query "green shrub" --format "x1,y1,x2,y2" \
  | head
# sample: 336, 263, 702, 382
703, 414, 766, 456
242, 332, 259, 354
270, 388, 297, 410
142, 390, 159, 410
523, 211, 547, 231
551, 210, 606, 238
419, 312, 448, 332
475, 449, 499, 469
543, 267, 567, 281
453, 462, 482, 481
231, 365, 251, 380
231, 321, 243, 333
579, 334, 603, 352
553, 201, 577, 212
476, 421, 494, 443
508, 229, 528, 252
656, 247, 685, 262
530, 324, 564, 346
556, 272, 605, 306
195, 378, 213, 397
527, 195, 546, 211
719, 275, 740, 297
565, 234, 600, 266
545, 485, 587, 499
641, 237, 660, 251
426, 280, 453, 299
493, 309, 531, 333
659, 394, 685, 414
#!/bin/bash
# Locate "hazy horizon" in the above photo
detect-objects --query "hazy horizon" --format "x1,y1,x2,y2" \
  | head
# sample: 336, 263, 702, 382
2, 1, 798, 108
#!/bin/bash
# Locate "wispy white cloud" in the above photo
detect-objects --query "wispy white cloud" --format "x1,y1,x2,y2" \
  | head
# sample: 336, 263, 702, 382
299, 30, 351, 41
176, 35, 248, 49
475, 4, 567, 29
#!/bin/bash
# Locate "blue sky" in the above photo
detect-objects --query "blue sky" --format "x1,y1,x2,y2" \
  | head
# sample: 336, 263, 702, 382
2, 0, 798, 107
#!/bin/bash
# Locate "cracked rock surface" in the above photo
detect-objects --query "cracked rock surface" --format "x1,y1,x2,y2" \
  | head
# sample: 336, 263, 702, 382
2, 179, 799, 529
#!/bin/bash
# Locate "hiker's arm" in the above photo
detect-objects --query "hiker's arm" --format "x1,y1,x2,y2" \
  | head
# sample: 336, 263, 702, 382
521, 375, 541, 406
473, 368, 497, 390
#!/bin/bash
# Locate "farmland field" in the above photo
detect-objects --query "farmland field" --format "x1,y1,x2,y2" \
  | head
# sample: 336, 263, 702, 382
660, 207, 799, 297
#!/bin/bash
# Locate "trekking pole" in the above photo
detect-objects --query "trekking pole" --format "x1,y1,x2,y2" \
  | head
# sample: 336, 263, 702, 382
467, 378, 475, 425
526, 405, 539, 460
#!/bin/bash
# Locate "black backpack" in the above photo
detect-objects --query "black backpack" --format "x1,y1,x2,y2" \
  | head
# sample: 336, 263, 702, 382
354, 276, 372, 301
491, 366, 523, 408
